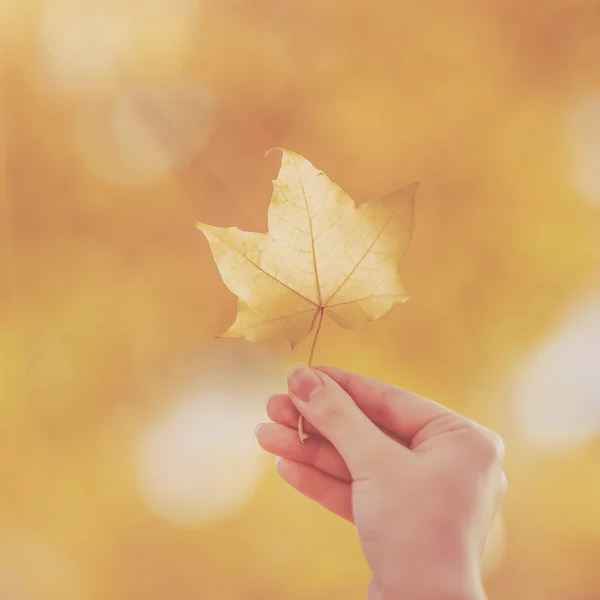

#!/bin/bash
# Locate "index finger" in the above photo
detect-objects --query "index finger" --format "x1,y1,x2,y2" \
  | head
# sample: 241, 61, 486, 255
314, 365, 458, 444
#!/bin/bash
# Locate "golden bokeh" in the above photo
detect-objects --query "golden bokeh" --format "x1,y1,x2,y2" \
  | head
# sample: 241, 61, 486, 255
1, 1, 600, 599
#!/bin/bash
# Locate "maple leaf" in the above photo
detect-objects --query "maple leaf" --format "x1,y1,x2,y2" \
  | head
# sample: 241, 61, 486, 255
196, 149, 417, 438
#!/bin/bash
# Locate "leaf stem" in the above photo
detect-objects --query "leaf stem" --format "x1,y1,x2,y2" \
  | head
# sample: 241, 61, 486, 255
298, 306, 325, 442
308, 306, 325, 367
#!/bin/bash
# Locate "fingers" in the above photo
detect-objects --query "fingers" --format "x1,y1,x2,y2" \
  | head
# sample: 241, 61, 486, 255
275, 458, 353, 522
256, 422, 351, 482
267, 393, 409, 448
315, 365, 458, 443
286, 366, 397, 479
266, 393, 320, 436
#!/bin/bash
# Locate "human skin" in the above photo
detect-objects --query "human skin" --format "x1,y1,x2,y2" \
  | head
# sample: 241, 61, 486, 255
255, 365, 507, 600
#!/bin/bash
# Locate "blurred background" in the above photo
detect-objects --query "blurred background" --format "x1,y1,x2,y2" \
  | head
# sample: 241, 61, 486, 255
1, 0, 600, 598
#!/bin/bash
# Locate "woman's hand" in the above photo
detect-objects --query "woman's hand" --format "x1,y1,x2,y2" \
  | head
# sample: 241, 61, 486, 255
256, 366, 506, 600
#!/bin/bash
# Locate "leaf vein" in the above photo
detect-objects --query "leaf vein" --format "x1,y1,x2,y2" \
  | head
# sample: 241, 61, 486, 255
236, 306, 319, 331
210, 230, 318, 306
292, 155, 323, 305
324, 207, 399, 306
327, 293, 407, 308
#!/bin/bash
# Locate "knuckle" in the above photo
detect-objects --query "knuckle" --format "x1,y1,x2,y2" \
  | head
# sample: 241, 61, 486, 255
344, 372, 362, 397
481, 429, 505, 464
460, 423, 505, 466
374, 387, 402, 425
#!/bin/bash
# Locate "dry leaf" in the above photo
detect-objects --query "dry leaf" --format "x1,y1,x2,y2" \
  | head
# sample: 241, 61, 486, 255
196, 149, 417, 438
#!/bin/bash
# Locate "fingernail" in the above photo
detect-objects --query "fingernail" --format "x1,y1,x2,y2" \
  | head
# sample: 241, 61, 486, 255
287, 366, 324, 402
255, 423, 263, 437
274, 456, 282, 469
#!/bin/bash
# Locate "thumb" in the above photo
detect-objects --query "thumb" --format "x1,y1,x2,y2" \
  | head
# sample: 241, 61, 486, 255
287, 366, 391, 479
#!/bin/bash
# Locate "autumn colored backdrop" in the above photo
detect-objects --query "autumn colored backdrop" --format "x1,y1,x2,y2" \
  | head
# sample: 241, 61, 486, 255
1, 1, 600, 599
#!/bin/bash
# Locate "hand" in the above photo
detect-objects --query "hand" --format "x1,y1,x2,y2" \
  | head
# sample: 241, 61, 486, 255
256, 366, 506, 600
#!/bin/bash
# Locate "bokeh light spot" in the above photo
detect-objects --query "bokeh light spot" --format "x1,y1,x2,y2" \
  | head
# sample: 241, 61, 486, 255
76, 81, 216, 186
566, 95, 600, 206
136, 393, 266, 526
135, 343, 282, 526
38, 0, 130, 95
514, 294, 600, 449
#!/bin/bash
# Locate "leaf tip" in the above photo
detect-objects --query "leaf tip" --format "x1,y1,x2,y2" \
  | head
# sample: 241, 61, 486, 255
265, 147, 301, 162
264, 147, 283, 160
194, 221, 216, 241
402, 180, 420, 196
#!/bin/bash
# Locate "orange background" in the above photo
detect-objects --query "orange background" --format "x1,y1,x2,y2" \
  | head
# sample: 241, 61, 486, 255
1, 1, 600, 599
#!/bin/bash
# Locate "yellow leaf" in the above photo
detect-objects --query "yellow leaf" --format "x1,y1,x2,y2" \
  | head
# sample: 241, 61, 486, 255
196, 149, 417, 352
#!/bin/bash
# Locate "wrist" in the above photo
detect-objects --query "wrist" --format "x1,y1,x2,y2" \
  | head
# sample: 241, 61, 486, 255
381, 583, 485, 600
380, 581, 485, 600
380, 533, 485, 600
